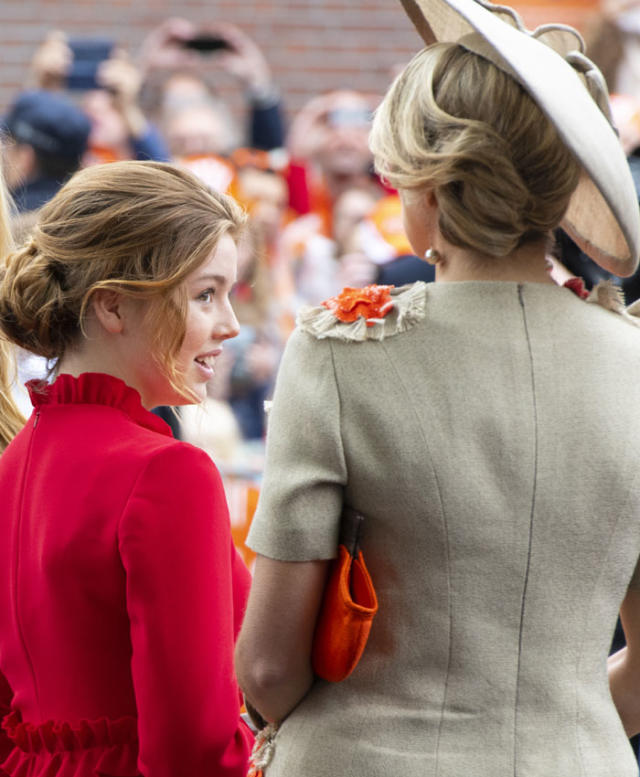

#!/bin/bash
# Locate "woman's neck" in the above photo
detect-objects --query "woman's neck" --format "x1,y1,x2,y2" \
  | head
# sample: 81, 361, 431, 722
433, 241, 554, 285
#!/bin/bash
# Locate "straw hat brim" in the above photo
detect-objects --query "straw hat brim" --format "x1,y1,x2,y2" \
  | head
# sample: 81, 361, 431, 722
400, 0, 640, 276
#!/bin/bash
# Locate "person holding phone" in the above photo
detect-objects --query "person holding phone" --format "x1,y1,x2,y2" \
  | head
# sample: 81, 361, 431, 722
29, 30, 170, 166
138, 19, 285, 157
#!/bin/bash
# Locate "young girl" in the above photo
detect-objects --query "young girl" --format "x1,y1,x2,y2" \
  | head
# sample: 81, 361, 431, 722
0, 160, 253, 776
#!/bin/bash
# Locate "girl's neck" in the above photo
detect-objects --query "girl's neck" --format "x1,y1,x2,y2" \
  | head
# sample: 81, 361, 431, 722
57, 347, 139, 402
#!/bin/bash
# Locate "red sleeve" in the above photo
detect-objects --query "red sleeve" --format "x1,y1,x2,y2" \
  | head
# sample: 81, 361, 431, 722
118, 444, 253, 777
0, 669, 14, 768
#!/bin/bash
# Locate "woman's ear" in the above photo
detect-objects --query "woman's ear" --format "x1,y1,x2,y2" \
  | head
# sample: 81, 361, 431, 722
90, 289, 127, 335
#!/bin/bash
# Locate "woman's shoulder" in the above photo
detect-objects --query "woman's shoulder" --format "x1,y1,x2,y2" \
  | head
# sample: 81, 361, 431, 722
566, 279, 640, 335
297, 282, 429, 343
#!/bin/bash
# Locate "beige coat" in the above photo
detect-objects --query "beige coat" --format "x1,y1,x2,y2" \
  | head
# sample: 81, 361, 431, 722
248, 281, 640, 777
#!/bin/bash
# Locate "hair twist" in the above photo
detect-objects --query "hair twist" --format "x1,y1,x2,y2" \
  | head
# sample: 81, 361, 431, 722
0, 233, 74, 359
370, 43, 581, 257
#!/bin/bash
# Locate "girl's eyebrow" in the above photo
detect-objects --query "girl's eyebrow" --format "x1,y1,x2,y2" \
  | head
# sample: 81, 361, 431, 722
193, 273, 228, 285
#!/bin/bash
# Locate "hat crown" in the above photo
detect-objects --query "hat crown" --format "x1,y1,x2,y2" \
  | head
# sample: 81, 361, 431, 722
459, 20, 613, 124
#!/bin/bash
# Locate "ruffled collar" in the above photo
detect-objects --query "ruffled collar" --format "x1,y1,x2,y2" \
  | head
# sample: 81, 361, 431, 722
27, 372, 173, 437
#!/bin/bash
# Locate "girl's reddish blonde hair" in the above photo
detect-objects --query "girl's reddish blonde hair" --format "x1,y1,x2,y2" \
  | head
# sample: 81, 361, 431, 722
0, 160, 246, 410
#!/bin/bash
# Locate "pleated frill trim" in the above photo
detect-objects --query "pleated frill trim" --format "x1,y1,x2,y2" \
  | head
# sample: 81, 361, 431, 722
27, 372, 172, 436
587, 279, 640, 326
2, 709, 140, 777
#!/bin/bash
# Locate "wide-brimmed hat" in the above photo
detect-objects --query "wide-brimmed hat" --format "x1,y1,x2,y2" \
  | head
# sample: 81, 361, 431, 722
399, 0, 640, 276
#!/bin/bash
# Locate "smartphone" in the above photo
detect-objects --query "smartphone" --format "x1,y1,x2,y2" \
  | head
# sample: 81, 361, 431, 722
182, 35, 232, 54
67, 38, 114, 91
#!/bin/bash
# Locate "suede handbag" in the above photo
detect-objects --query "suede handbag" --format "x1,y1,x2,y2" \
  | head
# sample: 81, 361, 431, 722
311, 508, 378, 682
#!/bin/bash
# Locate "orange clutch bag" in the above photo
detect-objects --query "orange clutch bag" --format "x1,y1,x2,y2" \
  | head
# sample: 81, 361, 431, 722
311, 508, 378, 682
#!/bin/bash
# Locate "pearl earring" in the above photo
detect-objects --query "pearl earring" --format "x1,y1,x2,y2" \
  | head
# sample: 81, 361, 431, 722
425, 248, 441, 263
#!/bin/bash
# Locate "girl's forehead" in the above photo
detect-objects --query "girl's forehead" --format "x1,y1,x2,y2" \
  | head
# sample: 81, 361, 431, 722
185, 234, 238, 285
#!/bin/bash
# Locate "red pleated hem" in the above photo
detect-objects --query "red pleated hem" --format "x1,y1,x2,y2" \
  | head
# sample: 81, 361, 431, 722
2, 710, 140, 777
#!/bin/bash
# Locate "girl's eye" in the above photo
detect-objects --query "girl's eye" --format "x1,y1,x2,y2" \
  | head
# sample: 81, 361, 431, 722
197, 288, 215, 303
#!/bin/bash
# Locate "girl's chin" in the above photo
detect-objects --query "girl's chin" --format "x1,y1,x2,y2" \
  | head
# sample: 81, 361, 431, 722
147, 386, 206, 410
183, 381, 209, 405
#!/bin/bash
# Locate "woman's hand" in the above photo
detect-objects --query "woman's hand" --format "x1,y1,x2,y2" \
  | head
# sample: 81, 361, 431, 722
30, 31, 72, 91
97, 52, 148, 138
137, 17, 202, 76
209, 23, 274, 97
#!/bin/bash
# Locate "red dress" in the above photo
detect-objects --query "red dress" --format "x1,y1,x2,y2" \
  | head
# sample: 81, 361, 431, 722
0, 373, 254, 777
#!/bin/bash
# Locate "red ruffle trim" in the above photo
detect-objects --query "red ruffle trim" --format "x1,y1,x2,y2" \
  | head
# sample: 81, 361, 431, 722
26, 372, 171, 437
2, 710, 140, 777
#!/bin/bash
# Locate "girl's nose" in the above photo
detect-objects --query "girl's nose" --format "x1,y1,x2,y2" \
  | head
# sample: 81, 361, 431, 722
216, 301, 240, 341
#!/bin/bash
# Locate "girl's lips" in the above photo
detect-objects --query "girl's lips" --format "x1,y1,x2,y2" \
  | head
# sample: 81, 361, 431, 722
196, 348, 222, 361
194, 349, 222, 378
194, 360, 214, 379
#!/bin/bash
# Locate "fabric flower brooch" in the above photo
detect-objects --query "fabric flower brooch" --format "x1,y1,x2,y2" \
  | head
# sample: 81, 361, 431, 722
298, 282, 428, 342
321, 285, 395, 327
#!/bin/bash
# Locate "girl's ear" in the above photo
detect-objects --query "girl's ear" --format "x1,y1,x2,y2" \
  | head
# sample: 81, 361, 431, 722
90, 289, 127, 335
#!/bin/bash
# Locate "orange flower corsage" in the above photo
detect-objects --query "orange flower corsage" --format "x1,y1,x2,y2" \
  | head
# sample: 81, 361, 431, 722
322, 285, 395, 327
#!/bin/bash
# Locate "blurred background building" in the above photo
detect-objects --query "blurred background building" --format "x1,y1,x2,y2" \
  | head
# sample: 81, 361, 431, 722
0, 0, 604, 121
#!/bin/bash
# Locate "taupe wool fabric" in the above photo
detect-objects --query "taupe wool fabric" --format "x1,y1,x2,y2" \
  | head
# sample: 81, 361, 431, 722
248, 281, 640, 777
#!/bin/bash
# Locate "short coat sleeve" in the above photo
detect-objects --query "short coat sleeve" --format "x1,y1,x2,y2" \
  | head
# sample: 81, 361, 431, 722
118, 443, 253, 777
247, 327, 347, 561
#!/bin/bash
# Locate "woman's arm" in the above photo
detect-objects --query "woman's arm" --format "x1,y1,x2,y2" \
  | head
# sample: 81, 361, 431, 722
119, 444, 253, 777
236, 329, 346, 724
235, 554, 329, 724
609, 587, 640, 736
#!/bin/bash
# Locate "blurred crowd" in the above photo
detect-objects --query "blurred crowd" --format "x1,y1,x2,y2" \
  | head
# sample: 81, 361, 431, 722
4, 6, 640, 477
1, 18, 436, 479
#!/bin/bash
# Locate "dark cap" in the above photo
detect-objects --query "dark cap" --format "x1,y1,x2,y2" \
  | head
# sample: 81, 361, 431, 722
2, 90, 91, 161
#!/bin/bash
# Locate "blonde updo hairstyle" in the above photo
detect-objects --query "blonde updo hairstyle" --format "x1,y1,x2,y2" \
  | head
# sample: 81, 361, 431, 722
370, 43, 582, 257
0, 161, 246, 401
